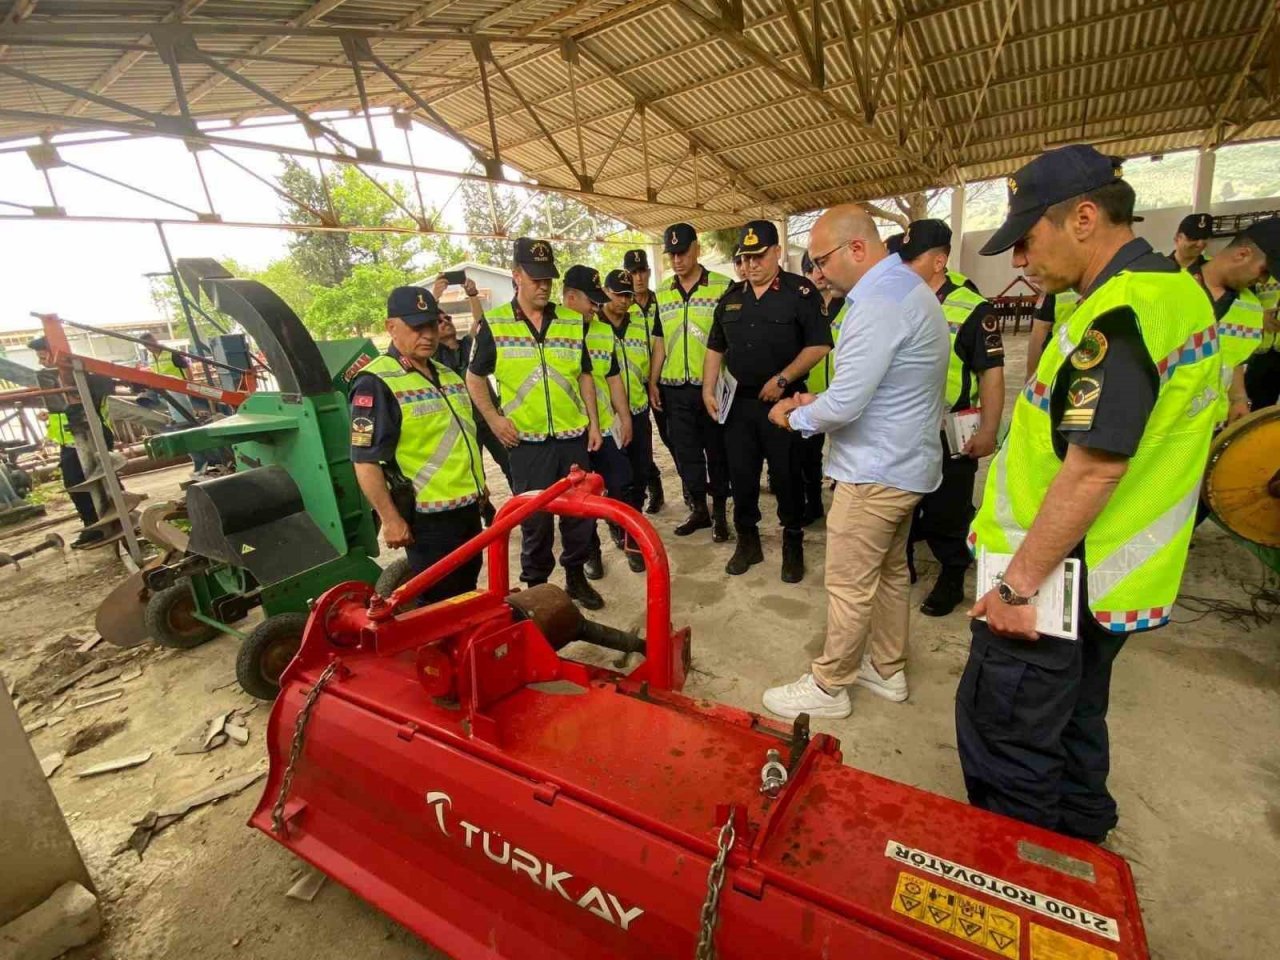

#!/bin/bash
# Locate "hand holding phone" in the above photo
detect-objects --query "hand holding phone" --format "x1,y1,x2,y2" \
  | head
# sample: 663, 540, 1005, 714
442, 269, 467, 285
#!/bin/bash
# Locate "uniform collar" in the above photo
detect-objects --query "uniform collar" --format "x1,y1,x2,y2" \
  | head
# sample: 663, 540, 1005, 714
512, 297, 557, 324
671, 265, 708, 294
1189, 259, 1239, 318
387, 345, 438, 380
1080, 237, 1155, 300
934, 276, 957, 303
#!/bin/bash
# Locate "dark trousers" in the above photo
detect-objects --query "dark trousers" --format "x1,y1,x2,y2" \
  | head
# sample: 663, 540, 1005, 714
799, 433, 824, 499
1245, 349, 1280, 410
910, 448, 978, 569
405, 503, 483, 606
651, 404, 676, 480
724, 394, 803, 531
508, 436, 594, 583
588, 434, 635, 552
60, 445, 98, 527
662, 384, 730, 500
956, 617, 1127, 841
623, 411, 654, 510
475, 416, 512, 485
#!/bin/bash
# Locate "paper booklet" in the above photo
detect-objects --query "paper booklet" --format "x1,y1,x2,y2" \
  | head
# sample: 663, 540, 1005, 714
610, 417, 625, 448
944, 407, 981, 458
714, 369, 737, 425
976, 549, 1081, 641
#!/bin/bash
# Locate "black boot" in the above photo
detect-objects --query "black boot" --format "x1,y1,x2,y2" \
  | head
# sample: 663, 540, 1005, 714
725, 527, 763, 575
781, 529, 805, 583
920, 565, 967, 617
645, 475, 665, 514
565, 565, 604, 610
711, 497, 730, 543
674, 498, 711, 536
626, 536, 647, 573
584, 546, 604, 581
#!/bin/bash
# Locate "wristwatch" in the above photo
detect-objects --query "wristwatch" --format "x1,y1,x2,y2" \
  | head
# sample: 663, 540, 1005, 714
775, 374, 789, 390
995, 573, 1036, 606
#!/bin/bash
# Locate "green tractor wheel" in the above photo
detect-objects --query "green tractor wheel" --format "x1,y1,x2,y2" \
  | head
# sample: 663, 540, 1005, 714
236, 612, 310, 700
145, 584, 219, 650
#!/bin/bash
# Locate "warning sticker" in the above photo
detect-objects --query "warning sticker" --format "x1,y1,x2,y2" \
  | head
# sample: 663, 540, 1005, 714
892, 872, 1020, 958
1031, 923, 1118, 960
886, 840, 1120, 942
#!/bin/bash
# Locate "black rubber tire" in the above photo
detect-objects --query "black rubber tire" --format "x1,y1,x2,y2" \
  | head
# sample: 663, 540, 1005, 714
144, 583, 219, 650
236, 612, 309, 700
374, 556, 414, 597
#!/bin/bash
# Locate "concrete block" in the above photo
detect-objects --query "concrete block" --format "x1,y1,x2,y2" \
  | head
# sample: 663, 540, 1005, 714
0, 882, 100, 960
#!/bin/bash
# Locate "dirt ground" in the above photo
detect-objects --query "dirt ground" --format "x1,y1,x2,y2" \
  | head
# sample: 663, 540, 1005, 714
2, 330, 1277, 960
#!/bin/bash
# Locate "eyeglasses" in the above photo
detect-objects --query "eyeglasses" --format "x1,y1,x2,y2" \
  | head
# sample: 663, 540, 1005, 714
810, 240, 852, 271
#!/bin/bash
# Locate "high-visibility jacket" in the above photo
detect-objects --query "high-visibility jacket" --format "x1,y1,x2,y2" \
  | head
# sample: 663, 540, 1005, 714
486, 302, 589, 442
364, 354, 484, 513
610, 310, 654, 414
948, 270, 978, 294
1054, 289, 1080, 326
1212, 288, 1265, 423
584, 317, 619, 434
805, 300, 847, 395
939, 285, 988, 408
1253, 281, 1278, 353
657, 269, 732, 386
47, 412, 73, 447
970, 268, 1220, 633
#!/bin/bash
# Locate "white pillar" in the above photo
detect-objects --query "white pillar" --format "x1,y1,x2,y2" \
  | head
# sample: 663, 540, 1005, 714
649, 240, 663, 287
1193, 150, 1216, 211
774, 218, 790, 271
950, 182, 967, 268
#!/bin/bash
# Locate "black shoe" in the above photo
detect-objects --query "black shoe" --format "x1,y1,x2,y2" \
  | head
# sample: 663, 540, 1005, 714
645, 477, 665, 514
584, 548, 605, 581
71, 528, 106, 549
674, 500, 711, 537
627, 549, 646, 573
711, 497, 730, 543
781, 529, 805, 583
920, 566, 967, 617
725, 527, 763, 575
682, 482, 694, 510
565, 566, 604, 610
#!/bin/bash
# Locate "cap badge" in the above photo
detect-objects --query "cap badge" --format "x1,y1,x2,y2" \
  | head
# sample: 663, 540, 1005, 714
669, 230, 678, 245
592, 271, 600, 285
743, 227, 759, 246
1007, 177, 1018, 195
1199, 215, 1208, 228
530, 241, 549, 260
1114, 164, 1124, 178
902, 228, 911, 244
416, 293, 428, 311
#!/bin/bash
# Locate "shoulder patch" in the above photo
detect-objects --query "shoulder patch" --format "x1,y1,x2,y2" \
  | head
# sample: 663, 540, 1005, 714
352, 392, 374, 407
1070, 329, 1108, 370
350, 415, 374, 447
1060, 370, 1104, 431
981, 315, 998, 333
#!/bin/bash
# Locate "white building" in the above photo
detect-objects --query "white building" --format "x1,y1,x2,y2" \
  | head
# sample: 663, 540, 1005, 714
414, 262, 514, 335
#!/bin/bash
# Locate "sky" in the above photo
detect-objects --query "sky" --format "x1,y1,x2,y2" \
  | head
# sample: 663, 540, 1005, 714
0, 111, 478, 331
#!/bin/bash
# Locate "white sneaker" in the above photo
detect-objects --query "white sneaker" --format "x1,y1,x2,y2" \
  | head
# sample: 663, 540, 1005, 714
854, 658, 908, 702
762, 674, 851, 719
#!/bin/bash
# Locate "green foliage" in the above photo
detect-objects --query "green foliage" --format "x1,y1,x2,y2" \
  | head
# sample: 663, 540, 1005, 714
703, 228, 741, 260
303, 261, 409, 339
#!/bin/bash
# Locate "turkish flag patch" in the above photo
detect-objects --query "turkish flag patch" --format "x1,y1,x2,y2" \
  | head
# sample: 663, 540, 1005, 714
352, 393, 374, 407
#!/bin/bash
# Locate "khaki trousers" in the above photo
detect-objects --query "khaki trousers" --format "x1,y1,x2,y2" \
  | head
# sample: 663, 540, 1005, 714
811, 482, 923, 689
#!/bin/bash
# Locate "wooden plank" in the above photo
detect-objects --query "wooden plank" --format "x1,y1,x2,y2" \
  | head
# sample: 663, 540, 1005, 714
74, 750, 152, 778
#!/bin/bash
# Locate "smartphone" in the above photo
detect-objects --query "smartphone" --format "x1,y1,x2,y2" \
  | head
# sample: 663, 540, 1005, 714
442, 269, 467, 285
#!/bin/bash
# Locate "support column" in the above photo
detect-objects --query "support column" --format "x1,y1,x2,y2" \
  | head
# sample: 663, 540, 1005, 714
775, 218, 790, 271
1193, 149, 1216, 211
649, 240, 664, 288
950, 181, 967, 269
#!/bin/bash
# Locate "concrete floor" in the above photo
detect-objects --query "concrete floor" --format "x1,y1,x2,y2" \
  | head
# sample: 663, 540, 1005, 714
2, 329, 1277, 959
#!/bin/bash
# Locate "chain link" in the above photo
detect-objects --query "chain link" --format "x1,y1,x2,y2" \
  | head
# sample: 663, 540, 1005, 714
271, 660, 339, 836
694, 808, 737, 960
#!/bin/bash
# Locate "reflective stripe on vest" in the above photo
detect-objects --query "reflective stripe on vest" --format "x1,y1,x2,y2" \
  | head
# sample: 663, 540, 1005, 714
364, 355, 484, 513
585, 318, 619, 433
805, 300, 847, 395
47, 411, 73, 447
970, 268, 1220, 632
1054, 290, 1080, 327
657, 271, 732, 386
612, 310, 652, 414
1213, 291, 1264, 423
486, 302, 588, 442
940, 285, 987, 408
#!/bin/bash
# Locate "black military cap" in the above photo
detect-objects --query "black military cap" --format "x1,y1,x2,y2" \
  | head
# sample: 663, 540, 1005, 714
885, 232, 905, 256
604, 269, 634, 295
623, 249, 649, 271
1243, 218, 1280, 278
513, 236, 559, 279
981, 145, 1127, 256
27, 336, 49, 352
563, 264, 609, 305
663, 222, 697, 254
386, 286, 441, 328
801, 251, 815, 274
898, 219, 953, 263
735, 219, 778, 256
1178, 213, 1214, 240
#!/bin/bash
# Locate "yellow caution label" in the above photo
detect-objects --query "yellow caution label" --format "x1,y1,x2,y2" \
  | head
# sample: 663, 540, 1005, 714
1031, 923, 1118, 960
892, 871, 1020, 958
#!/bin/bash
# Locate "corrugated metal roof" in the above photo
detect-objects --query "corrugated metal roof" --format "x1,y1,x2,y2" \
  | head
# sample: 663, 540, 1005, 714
0, 0, 1276, 232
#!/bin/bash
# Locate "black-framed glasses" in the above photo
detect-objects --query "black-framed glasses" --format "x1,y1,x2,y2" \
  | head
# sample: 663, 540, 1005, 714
810, 240, 851, 271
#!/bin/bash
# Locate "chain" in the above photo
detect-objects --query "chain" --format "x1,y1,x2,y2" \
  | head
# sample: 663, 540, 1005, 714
271, 660, 339, 836
694, 808, 737, 960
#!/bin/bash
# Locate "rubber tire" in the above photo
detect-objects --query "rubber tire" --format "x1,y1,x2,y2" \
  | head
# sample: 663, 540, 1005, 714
375, 556, 414, 597
236, 612, 309, 701
144, 583, 219, 650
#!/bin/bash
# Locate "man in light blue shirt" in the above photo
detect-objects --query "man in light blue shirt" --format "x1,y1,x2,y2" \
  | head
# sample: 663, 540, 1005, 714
761, 205, 949, 719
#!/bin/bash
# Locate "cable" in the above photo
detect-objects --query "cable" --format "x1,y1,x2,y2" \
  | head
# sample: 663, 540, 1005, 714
1171, 570, 1280, 632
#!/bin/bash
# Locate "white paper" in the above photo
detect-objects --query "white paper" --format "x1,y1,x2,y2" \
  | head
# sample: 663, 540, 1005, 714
610, 417, 625, 448
945, 407, 981, 458
714, 369, 737, 425
976, 549, 1080, 641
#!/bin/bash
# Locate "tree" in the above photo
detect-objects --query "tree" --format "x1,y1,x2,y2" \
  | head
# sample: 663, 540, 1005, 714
304, 261, 410, 339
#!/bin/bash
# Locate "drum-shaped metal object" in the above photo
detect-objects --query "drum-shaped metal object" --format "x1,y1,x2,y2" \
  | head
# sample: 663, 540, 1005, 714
1204, 407, 1280, 548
